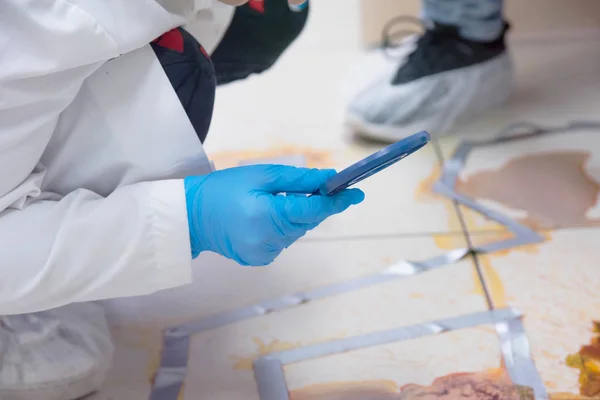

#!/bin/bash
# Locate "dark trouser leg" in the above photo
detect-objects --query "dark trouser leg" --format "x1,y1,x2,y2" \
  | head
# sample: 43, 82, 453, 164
422, 0, 504, 41
211, 0, 309, 85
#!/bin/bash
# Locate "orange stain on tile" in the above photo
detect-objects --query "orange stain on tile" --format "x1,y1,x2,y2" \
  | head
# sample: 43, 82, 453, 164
416, 166, 502, 249
431, 233, 464, 251
473, 231, 551, 258
456, 151, 600, 230
416, 164, 555, 309
428, 233, 510, 308
472, 255, 507, 308
231, 338, 301, 370
290, 380, 401, 400
416, 165, 472, 232
208, 146, 334, 170
147, 356, 161, 385
416, 166, 506, 307
466, 231, 548, 308
566, 321, 600, 397
468, 230, 551, 309
545, 381, 558, 389
231, 332, 352, 370
415, 165, 444, 202
467, 232, 551, 308
551, 394, 597, 400
291, 368, 534, 400
417, 164, 508, 232
542, 350, 561, 361
416, 165, 468, 249
381, 256, 394, 264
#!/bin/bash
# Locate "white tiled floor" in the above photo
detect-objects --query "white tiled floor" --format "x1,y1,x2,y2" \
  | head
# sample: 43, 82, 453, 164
98, 235, 487, 399
284, 327, 503, 395
470, 230, 600, 394
98, 2, 600, 399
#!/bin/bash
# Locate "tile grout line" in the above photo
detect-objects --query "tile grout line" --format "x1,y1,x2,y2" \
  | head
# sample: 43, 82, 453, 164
432, 138, 494, 310
455, 202, 494, 310
301, 230, 471, 243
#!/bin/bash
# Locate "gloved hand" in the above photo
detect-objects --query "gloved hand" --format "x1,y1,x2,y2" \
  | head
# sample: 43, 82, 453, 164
184, 165, 364, 266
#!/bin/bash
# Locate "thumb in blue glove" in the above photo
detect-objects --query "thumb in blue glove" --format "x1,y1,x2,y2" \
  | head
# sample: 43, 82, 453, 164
184, 165, 364, 266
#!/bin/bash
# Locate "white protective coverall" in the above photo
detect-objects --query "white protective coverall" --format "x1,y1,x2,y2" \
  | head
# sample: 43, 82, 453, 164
0, 1, 234, 398
0, 0, 237, 315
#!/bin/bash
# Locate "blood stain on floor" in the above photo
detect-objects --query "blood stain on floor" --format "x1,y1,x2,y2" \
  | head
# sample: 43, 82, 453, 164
456, 151, 600, 230
416, 164, 553, 308
290, 369, 534, 400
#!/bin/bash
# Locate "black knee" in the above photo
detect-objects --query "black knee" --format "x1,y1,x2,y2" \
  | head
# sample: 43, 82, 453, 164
151, 28, 216, 143
211, 0, 309, 85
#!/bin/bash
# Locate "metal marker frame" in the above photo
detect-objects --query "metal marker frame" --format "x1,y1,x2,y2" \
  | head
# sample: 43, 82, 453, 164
435, 120, 600, 252
149, 121, 600, 400
252, 308, 547, 400
149, 249, 472, 400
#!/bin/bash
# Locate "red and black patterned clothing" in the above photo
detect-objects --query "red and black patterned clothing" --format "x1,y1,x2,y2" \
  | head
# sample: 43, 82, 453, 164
151, 0, 308, 144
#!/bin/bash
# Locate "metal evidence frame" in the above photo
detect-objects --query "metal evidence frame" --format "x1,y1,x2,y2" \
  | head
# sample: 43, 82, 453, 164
150, 121, 600, 400
253, 308, 547, 400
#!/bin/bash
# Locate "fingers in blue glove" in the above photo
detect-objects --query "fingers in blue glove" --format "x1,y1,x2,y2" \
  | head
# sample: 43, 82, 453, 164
257, 165, 336, 193
273, 188, 365, 225
184, 165, 364, 266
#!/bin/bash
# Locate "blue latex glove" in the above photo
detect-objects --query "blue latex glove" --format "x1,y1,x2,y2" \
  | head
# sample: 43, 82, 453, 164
184, 165, 364, 266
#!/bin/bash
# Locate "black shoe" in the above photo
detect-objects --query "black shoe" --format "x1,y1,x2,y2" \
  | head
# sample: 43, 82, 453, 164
344, 18, 513, 142
392, 21, 509, 85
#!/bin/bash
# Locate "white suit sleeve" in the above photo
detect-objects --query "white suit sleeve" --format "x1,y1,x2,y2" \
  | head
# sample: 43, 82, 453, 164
0, 1, 193, 314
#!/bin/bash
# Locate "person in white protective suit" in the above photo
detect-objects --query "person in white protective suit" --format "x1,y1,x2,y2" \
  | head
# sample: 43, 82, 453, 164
0, 1, 365, 399
344, 0, 512, 142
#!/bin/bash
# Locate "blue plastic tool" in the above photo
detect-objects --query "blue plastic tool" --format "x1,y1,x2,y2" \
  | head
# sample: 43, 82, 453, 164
318, 130, 430, 196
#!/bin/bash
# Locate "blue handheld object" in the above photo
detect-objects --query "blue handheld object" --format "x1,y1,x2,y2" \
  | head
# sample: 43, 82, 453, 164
319, 131, 430, 196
